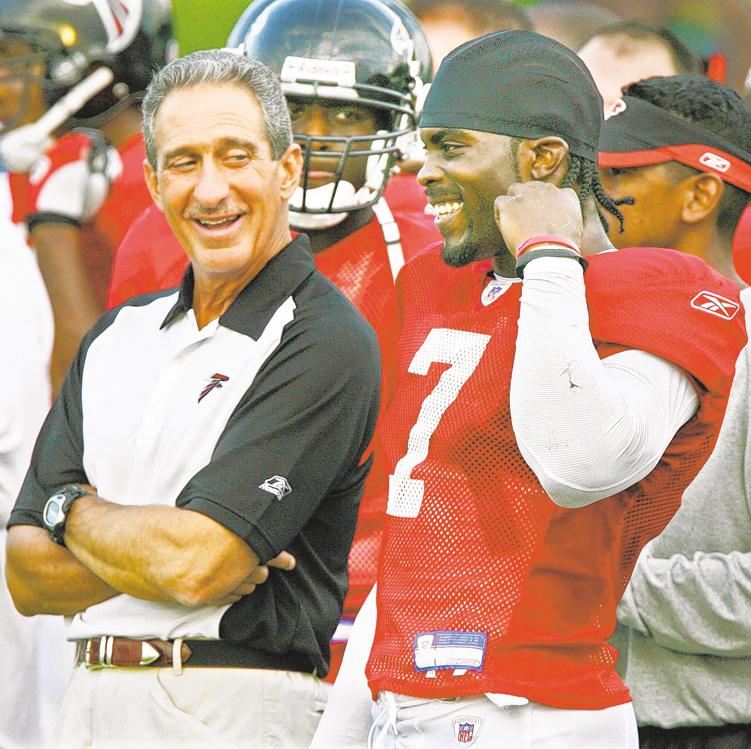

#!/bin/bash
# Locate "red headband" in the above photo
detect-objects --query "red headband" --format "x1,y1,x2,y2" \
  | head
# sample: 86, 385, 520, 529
599, 144, 751, 193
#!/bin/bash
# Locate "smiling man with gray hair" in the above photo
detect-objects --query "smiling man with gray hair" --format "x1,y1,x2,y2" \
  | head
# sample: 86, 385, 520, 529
5, 49, 380, 748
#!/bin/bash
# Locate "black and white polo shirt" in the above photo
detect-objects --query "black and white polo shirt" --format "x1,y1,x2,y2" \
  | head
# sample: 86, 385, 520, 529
10, 235, 380, 676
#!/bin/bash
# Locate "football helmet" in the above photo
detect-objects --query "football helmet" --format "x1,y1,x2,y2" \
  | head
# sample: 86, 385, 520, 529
233, 0, 431, 228
0, 0, 174, 132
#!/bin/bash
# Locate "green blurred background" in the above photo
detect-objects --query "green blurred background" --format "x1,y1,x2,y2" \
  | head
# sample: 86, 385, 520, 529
172, 0, 251, 53
171, 0, 751, 93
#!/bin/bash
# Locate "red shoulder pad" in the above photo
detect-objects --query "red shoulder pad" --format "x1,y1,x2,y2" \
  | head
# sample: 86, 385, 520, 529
107, 204, 185, 307
586, 247, 747, 393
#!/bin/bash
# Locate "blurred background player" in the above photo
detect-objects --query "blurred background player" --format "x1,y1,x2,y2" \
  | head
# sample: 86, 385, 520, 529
408, 0, 532, 67
0, 108, 54, 749
597, 74, 751, 285
595, 72, 751, 748
0, 0, 174, 393
107, 0, 438, 683
578, 20, 703, 111
527, 0, 621, 51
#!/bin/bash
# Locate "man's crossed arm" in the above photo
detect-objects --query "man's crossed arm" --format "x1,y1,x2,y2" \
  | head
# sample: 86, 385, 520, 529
6, 485, 294, 617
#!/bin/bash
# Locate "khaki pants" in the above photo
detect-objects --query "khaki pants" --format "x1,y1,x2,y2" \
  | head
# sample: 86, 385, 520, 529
55, 664, 327, 748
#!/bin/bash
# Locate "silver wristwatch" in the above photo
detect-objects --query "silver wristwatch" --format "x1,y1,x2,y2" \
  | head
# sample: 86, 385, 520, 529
42, 485, 90, 546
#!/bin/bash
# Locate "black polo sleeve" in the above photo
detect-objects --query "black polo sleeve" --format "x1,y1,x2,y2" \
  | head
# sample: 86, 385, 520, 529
174, 292, 381, 564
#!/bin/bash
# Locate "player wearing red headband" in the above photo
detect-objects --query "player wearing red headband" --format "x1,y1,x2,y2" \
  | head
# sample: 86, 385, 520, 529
598, 74, 751, 286
597, 74, 751, 749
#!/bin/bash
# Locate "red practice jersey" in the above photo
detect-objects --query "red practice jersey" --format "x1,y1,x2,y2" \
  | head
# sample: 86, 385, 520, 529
11, 131, 151, 306
366, 246, 745, 708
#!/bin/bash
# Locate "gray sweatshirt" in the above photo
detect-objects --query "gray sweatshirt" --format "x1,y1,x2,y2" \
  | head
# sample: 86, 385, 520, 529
612, 288, 751, 727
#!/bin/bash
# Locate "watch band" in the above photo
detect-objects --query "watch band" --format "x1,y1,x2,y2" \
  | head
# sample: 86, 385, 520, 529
44, 484, 90, 547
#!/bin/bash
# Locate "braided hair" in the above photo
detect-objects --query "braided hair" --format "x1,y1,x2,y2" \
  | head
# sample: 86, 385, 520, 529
510, 137, 632, 232
561, 154, 633, 232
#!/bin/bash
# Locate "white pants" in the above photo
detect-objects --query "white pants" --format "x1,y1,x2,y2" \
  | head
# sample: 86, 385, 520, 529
0, 532, 41, 749
369, 692, 639, 749
0, 530, 73, 749
55, 664, 328, 748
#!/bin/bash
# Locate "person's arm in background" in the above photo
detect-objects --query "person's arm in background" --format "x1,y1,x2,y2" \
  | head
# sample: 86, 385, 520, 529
23, 131, 118, 393
33, 222, 101, 392
617, 546, 751, 657
617, 345, 751, 657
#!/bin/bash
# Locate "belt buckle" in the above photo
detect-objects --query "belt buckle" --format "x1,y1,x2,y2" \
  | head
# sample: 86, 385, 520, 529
84, 637, 162, 669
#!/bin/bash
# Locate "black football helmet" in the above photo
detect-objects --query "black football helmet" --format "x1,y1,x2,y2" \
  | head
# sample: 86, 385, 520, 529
0, 0, 174, 131
232, 0, 431, 227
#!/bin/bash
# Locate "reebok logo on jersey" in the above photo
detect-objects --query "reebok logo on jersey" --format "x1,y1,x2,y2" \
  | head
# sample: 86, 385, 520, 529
690, 291, 740, 320
198, 373, 230, 403
259, 475, 292, 500
452, 716, 483, 745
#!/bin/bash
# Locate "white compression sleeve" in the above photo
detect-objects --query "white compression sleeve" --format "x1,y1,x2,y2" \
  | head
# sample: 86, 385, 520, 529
510, 256, 698, 508
310, 584, 377, 749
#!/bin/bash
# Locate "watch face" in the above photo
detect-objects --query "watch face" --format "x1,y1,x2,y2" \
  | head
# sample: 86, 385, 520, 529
44, 494, 65, 527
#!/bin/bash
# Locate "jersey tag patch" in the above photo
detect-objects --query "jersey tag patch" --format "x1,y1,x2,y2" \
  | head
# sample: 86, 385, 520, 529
690, 290, 740, 320
452, 716, 484, 746
414, 631, 487, 678
259, 475, 292, 500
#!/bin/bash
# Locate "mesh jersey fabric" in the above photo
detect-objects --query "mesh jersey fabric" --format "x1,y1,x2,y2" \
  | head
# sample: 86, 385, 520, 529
366, 245, 745, 709
105, 179, 440, 681
11, 132, 151, 307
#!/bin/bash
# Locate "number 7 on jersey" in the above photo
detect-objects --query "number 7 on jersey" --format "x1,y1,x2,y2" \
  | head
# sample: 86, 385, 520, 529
387, 328, 491, 518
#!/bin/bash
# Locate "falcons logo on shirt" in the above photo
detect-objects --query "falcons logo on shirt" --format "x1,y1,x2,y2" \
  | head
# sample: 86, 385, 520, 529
198, 373, 230, 403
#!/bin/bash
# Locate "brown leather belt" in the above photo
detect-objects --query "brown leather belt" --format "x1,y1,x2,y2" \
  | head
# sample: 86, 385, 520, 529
75, 637, 192, 669
74, 637, 316, 673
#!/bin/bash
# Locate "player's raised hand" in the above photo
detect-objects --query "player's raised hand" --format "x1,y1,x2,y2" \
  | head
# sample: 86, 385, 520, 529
494, 181, 583, 256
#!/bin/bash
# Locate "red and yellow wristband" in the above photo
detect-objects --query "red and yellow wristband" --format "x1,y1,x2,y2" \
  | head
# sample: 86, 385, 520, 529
514, 234, 588, 279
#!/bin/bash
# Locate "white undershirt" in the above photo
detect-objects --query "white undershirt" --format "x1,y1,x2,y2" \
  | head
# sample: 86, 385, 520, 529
510, 256, 698, 508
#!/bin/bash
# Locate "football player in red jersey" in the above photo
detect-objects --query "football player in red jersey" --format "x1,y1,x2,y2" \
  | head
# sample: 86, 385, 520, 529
0, 0, 173, 392
109, 0, 439, 684
312, 30, 746, 749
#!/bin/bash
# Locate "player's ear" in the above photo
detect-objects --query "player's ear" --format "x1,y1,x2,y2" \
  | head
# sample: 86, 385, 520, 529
278, 143, 303, 201
143, 158, 164, 211
517, 137, 570, 184
681, 171, 724, 225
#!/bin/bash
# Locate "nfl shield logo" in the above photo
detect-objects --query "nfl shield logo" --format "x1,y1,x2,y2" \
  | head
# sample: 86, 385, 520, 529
481, 278, 513, 306
458, 723, 473, 742
452, 715, 483, 746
